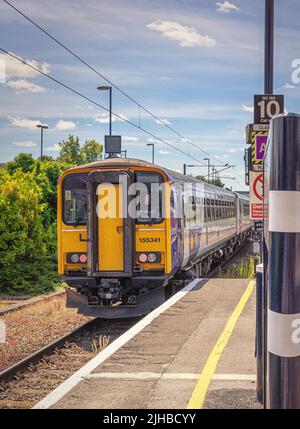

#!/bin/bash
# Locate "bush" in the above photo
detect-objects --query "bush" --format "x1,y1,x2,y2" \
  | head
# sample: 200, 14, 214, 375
0, 168, 61, 295
1, 139, 101, 296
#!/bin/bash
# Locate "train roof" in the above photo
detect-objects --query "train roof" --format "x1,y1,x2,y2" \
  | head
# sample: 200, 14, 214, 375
64, 157, 242, 199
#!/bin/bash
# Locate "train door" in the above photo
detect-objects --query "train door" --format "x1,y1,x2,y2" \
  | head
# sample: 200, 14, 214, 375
86, 170, 134, 277
97, 183, 124, 271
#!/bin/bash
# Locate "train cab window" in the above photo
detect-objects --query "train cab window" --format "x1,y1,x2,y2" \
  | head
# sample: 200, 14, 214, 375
63, 174, 88, 225
135, 172, 163, 224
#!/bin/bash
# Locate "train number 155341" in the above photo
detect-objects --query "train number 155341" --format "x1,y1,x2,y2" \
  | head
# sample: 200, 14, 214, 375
139, 237, 160, 243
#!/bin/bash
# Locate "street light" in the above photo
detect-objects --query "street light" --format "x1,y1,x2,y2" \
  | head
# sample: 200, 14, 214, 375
36, 124, 48, 161
203, 158, 210, 182
97, 85, 112, 135
147, 143, 155, 164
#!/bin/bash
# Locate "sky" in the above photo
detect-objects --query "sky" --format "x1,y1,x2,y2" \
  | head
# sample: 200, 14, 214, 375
0, 0, 299, 190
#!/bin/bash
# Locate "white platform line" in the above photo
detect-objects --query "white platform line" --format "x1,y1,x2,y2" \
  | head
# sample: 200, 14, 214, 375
33, 278, 203, 409
84, 372, 256, 382
213, 374, 256, 381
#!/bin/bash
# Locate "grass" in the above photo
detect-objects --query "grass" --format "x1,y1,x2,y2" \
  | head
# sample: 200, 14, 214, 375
92, 335, 110, 353
220, 255, 260, 279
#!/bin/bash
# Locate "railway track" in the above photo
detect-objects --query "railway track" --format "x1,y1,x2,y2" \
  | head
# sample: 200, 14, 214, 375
0, 317, 138, 409
0, 239, 252, 409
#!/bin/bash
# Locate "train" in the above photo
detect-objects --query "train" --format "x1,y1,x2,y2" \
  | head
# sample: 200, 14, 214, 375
57, 157, 252, 318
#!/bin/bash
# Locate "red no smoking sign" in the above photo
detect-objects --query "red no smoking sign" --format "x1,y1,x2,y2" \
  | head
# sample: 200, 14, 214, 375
253, 173, 263, 201
250, 172, 264, 220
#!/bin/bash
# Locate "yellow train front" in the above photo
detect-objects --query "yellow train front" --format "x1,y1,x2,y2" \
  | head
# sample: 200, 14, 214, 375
57, 158, 252, 318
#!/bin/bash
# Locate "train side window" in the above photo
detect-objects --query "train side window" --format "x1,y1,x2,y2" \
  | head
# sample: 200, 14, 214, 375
207, 198, 211, 222
195, 196, 200, 224
210, 199, 215, 221
63, 174, 88, 225
191, 195, 197, 224
135, 172, 163, 224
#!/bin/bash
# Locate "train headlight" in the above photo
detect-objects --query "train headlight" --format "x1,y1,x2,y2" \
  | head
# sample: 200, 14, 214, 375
138, 253, 148, 263
80, 254, 87, 263
137, 252, 161, 264
67, 253, 87, 264
147, 253, 157, 263
71, 253, 80, 263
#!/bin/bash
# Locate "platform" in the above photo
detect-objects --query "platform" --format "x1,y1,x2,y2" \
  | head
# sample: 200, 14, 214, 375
34, 278, 259, 409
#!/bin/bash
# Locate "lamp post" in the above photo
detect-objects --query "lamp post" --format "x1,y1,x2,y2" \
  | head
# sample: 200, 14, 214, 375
147, 143, 155, 164
36, 124, 48, 161
97, 85, 112, 135
203, 158, 211, 182
265, 0, 274, 94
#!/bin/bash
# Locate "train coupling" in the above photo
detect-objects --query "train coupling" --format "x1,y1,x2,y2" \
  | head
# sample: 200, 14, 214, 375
95, 279, 121, 301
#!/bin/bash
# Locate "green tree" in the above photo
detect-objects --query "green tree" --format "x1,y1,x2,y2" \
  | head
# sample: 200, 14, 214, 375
0, 168, 61, 294
195, 175, 225, 188
6, 153, 35, 174
209, 178, 225, 188
57, 135, 82, 165
0, 169, 46, 267
57, 135, 102, 165
80, 139, 103, 163
33, 160, 72, 224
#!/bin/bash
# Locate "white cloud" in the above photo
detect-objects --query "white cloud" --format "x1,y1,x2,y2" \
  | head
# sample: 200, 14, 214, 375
147, 138, 157, 144
216, 1, 239, 13
0, 52, 50, 79
54, 119, 76, 131
242, 104, 254, 113
8, 116, 44, 131
159, 150, 170, 155
146, 20, 216, 48
122, 136, 139, 142
155, 118, 171, 125
227, 147, 244, 153
45, 144, 60, 152
7, 79, 46, 94
93, 113, 128, 124
12, 141, 37, 148
282, 83, 296, 89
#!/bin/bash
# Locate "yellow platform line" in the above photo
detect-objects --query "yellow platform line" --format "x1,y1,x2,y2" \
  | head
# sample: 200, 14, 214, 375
187, 280, 255, 409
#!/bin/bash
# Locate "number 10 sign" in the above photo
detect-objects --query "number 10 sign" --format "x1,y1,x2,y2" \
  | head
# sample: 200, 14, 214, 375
254, 94, 284, 125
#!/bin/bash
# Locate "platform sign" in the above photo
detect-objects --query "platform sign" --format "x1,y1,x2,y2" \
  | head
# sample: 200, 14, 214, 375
250, 171, 264, 220
254, 95, 284, 125
251, 132, 269, 170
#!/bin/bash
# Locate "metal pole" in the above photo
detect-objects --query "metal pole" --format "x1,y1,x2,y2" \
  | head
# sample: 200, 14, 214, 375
183, 163, 187, 175
263, 2, 274, 406
109, 86, 112, 135
265, 0, 274, 94
266, 113, 300, 408
152, 145, 154, 164
40, 128, 43, 161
